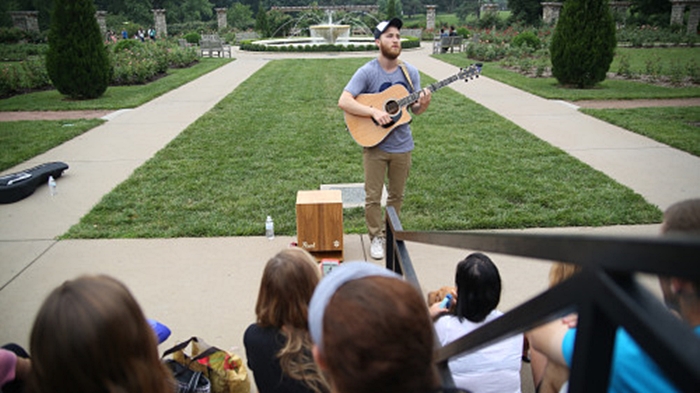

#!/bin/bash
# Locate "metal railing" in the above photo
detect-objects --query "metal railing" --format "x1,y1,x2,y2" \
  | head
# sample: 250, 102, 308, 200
384, 207, 700, 393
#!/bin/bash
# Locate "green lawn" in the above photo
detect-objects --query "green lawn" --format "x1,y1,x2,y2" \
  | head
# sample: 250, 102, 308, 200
0, 58, 232, 111
437, 53, 700, 101
436, 50, 700, 158
0, 119, 104, 171
63, 58, 661, 239
582, 106, 700, 157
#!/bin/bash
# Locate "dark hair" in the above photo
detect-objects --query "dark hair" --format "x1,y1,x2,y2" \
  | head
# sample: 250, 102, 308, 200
322, 276, 438, 393
29, 275, 174, 393
454, 252, 501, 322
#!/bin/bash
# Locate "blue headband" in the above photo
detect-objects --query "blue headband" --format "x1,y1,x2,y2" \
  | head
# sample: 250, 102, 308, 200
308, 261, 402, 354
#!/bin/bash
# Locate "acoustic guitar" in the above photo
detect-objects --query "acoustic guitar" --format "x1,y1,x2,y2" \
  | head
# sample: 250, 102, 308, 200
345, 63, 482, 147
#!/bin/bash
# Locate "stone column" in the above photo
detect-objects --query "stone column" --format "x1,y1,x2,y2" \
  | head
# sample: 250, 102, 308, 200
541, 2, 563, 25
9, 11, 40, 32
426, 5, 437, 31
216, 8, 228, 30
95, 11, 108, 37
609, 1, 631, 27
687, 2, 700, 34
481, 3, 500, 15
670, 0, 687, 25
153, 9, 167, 38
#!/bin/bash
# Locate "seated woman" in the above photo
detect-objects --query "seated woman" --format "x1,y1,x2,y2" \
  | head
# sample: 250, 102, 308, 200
308, 261, 468, 393
430, 253, 523, 393
28, 274, 174, 393
244, 248, 329, 393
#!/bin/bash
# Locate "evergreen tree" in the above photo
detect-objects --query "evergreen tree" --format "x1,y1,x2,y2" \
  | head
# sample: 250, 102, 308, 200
45, 0, 110, 99
507, 0, 542, 25
386, 0, 398, 19
550, 0, 616, 88
255, 6, 269, 37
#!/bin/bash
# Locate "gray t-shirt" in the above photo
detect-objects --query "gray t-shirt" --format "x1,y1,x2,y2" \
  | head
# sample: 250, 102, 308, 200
343, 58, 421, 153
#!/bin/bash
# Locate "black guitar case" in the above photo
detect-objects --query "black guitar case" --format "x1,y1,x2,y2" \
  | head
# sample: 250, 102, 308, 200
0, 161, 69, 204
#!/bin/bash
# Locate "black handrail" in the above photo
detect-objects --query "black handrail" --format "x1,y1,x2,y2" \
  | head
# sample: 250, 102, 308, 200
384, 206, 700, 393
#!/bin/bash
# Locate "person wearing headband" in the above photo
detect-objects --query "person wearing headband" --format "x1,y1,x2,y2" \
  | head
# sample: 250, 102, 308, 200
338, 18, 432, 260
309, 262, 466, 393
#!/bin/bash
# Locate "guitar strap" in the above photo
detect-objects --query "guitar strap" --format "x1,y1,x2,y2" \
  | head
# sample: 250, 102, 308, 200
398, 60, 415, 92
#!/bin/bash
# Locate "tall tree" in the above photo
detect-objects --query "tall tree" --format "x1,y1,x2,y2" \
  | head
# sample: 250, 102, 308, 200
508, 0, 542, 25
45, 0, 110, 99
550, 0, 616, 88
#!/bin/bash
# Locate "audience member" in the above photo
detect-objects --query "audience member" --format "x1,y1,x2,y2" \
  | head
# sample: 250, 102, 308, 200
1, 344, 30, 393
244, 248, 329, 393
449, 26, 457, 36
429, 252, 523, 393
28, 274, 174, 393
527, 198, 700, 393
309, 261, 468, 393
527, 263, 582, 393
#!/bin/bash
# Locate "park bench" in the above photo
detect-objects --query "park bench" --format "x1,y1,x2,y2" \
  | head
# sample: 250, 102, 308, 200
433, 35, 464, 54
199, 34, 231, 58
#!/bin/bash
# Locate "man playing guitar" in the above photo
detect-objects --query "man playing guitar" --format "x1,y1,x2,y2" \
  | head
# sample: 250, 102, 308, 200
338, 17, 432, 260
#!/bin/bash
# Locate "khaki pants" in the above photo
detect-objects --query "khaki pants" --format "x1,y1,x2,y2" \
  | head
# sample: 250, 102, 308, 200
363, 147, 412, 239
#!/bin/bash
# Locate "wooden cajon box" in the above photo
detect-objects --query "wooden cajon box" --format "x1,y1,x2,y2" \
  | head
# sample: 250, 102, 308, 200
296, 190, 343, 261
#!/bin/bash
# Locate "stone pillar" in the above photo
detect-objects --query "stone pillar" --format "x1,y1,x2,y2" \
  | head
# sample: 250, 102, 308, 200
95, 11, 108, 37
426, 5, 437, 31
216, 8, 228, 30
541, 2, 563, 25
609, 1, 631, 27
153, 9, 167, 38
687, 2, 700, 34
9, 11, 40, 32
481, 3, 500, 15
670, 0, 687, 25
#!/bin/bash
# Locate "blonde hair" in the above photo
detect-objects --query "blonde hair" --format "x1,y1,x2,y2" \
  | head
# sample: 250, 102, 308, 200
255, 248, 329, 393
548, 262, 582, 287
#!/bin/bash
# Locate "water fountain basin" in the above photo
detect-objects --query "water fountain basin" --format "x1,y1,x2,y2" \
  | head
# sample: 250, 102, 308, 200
309, 24, 351, 44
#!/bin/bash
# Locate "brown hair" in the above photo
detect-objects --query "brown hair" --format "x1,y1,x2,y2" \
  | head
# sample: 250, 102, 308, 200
548, 262, 582, 287
28, 275, 174, 393
255, 248, 328, 393
322, 276, 438, 393
661, 198, 700, 236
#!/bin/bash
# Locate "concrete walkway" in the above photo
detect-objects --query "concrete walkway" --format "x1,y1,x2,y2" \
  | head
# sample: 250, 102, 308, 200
0, 43, 697, 392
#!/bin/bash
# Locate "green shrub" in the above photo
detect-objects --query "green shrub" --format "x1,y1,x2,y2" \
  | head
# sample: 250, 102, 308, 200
45, 0, 111, 99
550, 0, 616, 88
616, 54, 634, 78
0, 27, 26, 44
687, 59, 700, 84
112, 38, 141, 53
512, 31, 541, 49
0, 57, 51, 97
0, 43, 48, 61
184, 32, 201, 44
456, 27, 471, 38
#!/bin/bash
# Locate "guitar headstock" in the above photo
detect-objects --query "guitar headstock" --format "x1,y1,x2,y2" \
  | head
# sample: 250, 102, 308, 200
458, 63, 482, 82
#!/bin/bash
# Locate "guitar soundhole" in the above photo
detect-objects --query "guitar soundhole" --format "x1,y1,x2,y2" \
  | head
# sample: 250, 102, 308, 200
384, 100, 400, 115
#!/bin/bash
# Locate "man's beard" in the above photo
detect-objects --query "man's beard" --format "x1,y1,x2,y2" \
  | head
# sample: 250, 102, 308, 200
379, 41, 401, 60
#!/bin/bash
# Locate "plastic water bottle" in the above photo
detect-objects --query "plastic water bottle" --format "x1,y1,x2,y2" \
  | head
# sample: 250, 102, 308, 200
439, 294, 453, 309
265, 216, 274, 240
48, 175, 57, 196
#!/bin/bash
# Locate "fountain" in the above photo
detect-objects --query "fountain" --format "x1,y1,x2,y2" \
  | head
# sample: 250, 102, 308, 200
246, 9, 377, 50
309, 10, 351, 44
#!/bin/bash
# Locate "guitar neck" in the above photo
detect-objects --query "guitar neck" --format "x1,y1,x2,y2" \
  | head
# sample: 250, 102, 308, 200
397, 74, 461, 107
